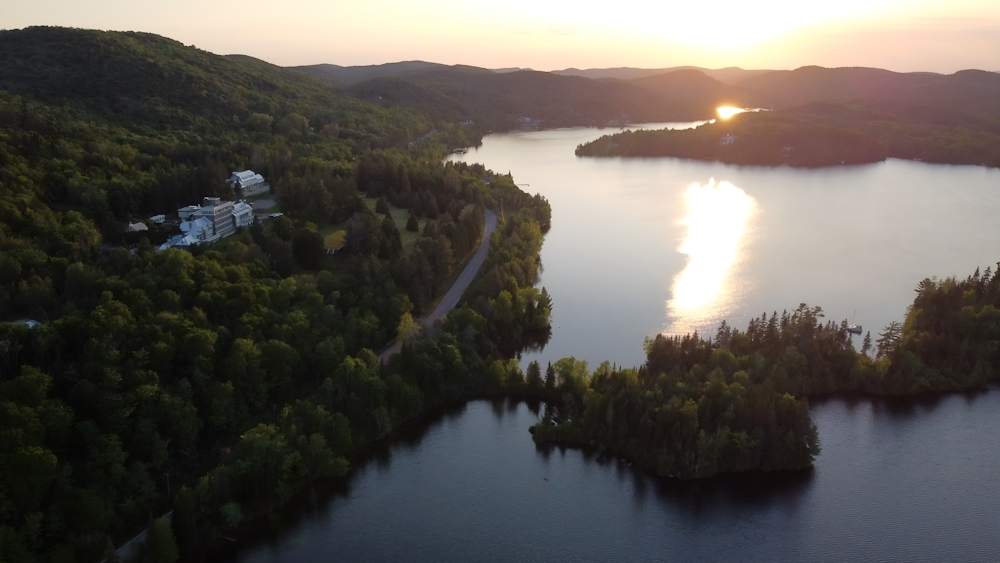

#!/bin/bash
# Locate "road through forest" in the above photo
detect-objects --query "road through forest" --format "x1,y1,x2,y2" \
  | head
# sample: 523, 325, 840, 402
377, 209, 498, 362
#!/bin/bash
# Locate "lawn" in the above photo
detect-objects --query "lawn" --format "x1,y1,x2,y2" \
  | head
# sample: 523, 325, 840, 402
360, 197, 428, 252
320, 225, 346, 249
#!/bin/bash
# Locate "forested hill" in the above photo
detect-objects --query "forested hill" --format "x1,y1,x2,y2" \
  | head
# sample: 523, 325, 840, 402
295, 64, 717, 130
576, 102, 1000, 168
0, 26, 545, 562
0, 27, 431, 145
734, 66, 1000, 118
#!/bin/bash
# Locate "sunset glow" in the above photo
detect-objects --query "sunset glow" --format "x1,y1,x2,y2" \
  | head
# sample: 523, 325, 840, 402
717, 107, 745, 119
3, 0, 999, 71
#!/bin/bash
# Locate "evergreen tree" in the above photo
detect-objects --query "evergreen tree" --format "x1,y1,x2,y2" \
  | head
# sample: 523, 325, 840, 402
544, 361, 555, 389
406, 212, 419, 232
526, 360, 542, 388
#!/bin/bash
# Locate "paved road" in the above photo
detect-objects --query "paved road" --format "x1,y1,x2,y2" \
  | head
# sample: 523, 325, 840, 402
378, 209, 498, 362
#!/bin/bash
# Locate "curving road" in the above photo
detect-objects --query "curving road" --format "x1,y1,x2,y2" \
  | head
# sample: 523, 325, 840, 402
378, 209, 497, 362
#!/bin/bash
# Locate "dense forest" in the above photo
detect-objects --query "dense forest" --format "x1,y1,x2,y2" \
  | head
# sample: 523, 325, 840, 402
531, 264, 1000, 478
575, 103, 1000, 168
0, 27, 553, 562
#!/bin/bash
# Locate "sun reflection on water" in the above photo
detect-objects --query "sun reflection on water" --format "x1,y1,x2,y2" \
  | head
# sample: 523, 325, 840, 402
666, 179, 756, 335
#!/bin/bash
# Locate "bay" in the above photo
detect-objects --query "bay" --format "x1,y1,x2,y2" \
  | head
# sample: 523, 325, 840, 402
448, 125, 1000, 369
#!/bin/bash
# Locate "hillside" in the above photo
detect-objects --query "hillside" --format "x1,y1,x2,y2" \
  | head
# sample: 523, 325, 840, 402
553, 65, 774, 84
291, 60, 494, 87
629, 69, 786, 110
0, 27, 429, 145
291, 62, 720, 130
736, 66, 1000, 118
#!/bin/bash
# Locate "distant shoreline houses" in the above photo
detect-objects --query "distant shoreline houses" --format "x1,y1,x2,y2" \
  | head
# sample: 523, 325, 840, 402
158, 170, 263, 250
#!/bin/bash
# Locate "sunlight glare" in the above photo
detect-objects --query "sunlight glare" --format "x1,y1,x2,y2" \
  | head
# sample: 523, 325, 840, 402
717, 107, 745, 119
666, 179, 755, 334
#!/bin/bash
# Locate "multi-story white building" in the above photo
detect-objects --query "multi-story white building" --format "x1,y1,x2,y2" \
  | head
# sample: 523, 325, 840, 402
200, 197, 235, 240
163, 197, 254, 250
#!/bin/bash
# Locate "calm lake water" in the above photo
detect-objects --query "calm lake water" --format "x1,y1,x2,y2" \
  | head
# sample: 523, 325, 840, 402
226, 126, 1000, 562
450, 124, 1000, 369
233, 394, 1000, 562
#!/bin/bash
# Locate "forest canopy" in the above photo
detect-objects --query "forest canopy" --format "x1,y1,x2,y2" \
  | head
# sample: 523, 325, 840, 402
575, 103, 1000, 168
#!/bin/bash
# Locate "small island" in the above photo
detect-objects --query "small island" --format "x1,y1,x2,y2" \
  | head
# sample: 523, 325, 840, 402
575, 103, 1000, 168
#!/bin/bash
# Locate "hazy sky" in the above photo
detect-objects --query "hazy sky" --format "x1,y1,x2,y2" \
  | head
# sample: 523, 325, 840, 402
6, 0, 1000, 73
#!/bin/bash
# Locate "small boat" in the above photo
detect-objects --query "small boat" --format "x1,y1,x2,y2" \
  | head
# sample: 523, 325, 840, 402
846, 310, 862, 335
452, 147, 468, 154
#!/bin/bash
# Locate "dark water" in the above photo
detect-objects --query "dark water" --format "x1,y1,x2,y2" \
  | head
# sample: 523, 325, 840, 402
231, 393, 1000, 562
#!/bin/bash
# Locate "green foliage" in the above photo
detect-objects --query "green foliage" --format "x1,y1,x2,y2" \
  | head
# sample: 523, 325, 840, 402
144, 516, 179, 563
577, 102, 1000, 168
0, 26, 555, 562
292, 225, 324, 269
339, 70, 713, 132
533, 263, 1000, 478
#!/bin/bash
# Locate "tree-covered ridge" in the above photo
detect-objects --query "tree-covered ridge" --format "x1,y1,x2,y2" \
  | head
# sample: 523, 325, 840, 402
531, 263, 1000, 479
340, 69, 716, 131
0, 27, 425, 142
575, 103, 1000, 168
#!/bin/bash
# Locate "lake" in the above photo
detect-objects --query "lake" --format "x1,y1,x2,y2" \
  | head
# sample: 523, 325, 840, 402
231, 394, 1000, 562
222, 125, 1000, 562
450, 124, 1000, 369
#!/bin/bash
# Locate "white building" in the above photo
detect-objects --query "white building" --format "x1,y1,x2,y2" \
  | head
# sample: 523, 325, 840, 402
179, 216, 213, 242
150, 214, 166, 224
232, 201, 254, 228
127, 222, 148, 232
199, 197, 235, 240
164, 197, 253, 250
229, 170, 267, 194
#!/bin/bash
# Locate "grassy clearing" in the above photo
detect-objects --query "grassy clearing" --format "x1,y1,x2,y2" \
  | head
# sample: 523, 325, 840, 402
319, 225, 346, 249
361, 197, 428, 252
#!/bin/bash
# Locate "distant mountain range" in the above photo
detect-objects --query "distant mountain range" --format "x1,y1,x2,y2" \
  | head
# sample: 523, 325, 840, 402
550, 66, 774, 85
288, 60, 1000, 133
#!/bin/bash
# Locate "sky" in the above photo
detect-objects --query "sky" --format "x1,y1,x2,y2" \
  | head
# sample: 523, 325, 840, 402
5, 0, 1000, 73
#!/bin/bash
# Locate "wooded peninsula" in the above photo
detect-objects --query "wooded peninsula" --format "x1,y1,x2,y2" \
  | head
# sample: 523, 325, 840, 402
575, 103, 1000, 168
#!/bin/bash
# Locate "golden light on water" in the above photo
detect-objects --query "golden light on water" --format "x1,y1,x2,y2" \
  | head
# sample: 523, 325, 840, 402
717, 107, 745, 119
666, 179, 756, 335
